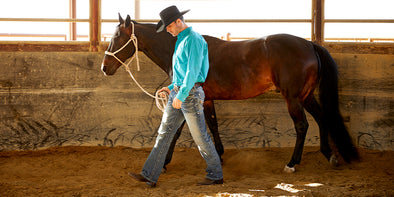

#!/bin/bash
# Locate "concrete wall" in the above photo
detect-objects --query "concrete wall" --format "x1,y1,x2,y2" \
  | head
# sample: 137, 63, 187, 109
0, 52, 392, 151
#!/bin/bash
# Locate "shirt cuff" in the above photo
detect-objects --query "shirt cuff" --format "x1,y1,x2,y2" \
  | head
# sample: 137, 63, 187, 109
168, 84, 174, 90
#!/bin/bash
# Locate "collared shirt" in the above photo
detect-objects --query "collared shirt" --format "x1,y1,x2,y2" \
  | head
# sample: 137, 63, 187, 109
168, 27, 209, 102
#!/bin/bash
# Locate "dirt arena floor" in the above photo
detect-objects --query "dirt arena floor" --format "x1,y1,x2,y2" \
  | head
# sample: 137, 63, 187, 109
0, 146, 393, 197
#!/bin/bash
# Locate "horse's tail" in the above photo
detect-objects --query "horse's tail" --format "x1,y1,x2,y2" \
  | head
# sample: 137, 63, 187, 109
312, 43, 359, 162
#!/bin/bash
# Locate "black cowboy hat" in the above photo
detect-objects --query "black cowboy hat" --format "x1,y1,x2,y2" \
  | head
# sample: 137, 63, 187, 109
156, 5, 190, 33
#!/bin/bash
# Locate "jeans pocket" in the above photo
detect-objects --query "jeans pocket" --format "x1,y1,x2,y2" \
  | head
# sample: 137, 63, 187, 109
182, 88, 204, 113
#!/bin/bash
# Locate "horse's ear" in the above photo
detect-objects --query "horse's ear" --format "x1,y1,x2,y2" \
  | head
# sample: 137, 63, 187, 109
118, 13, 124, 24
125, 15, 131, 27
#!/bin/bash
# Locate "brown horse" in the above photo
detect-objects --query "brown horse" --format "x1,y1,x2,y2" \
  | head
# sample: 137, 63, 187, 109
101, 14, 359, 172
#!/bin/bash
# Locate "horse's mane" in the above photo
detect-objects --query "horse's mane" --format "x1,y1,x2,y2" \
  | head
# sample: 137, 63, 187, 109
202, 35, 224, 42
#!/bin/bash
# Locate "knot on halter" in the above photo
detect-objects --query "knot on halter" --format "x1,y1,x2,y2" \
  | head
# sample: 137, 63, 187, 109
104, 21, 167, 112
105, 21, 140, 71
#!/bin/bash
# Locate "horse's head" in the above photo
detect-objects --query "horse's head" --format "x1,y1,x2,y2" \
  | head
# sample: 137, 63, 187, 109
101, 14, 137, 75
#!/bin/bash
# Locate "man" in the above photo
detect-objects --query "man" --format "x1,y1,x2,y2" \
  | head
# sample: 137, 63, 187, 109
128, 5, 224, 187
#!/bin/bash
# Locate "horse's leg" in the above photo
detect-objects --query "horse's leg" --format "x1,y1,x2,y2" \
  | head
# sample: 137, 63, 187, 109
283, 98, 309, 173
303, 94, 336, 165
163, 120, 186, 171
203, 100, 224, 162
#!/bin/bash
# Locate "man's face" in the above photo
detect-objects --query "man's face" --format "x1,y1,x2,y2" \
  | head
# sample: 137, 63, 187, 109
166, 19, 181, 37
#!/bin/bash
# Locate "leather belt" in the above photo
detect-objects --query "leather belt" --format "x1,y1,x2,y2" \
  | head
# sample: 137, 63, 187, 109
174, 83, 202, 93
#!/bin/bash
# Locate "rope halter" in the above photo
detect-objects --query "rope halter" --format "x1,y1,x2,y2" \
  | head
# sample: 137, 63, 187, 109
104, 21, 168, 112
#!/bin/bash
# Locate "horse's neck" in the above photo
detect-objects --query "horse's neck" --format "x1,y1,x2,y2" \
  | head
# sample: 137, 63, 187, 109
135, 24, 175, 76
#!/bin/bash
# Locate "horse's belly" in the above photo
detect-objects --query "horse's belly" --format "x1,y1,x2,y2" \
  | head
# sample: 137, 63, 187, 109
204, 82, 274, 100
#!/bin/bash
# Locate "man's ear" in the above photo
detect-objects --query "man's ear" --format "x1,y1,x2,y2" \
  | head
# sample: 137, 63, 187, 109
175, 18, 181, 26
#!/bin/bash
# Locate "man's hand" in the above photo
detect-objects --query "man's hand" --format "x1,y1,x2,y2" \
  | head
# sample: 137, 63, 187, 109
158, 87, 171, 98
158, 87, 182, 109
172, 97, 182, 109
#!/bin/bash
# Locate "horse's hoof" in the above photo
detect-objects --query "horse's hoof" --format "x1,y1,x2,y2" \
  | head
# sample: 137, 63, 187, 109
329, 155, 338, 167
283, 165, 295, 173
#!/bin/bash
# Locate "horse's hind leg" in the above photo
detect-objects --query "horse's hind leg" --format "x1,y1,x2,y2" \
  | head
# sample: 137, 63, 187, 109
304, 95, 335, 165
204, 100, 224, 162
284, 98, 309, 173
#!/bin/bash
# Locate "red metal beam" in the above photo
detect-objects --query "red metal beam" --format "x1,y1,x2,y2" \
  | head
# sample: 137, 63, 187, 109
312, 0, 324, 44
89, 0, 100, 52
69, 0, 77, 41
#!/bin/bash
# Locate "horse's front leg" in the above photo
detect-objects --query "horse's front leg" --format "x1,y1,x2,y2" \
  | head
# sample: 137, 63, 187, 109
204, 100, 224, 162
163, 120, 186, 171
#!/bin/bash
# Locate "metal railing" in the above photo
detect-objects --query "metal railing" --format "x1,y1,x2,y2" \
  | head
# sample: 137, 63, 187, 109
0, 0, 393, 52
1, 17, 393, 41
0, 33, 68, 41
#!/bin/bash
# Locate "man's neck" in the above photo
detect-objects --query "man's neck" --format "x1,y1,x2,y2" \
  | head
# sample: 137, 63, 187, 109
179, 23, 188, 33
181, 25, 188, 32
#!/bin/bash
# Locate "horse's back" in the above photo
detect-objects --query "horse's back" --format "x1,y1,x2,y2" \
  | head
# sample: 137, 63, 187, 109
202, 36, 276, 100
265, 34, 315, 58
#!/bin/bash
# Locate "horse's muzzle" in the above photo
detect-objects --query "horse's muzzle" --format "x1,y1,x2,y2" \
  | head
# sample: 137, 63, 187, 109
101, 64, 108, 75
101, 63, 116, 76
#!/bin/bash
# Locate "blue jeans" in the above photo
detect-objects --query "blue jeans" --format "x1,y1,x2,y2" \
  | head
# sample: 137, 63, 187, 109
140, 86, 223, 183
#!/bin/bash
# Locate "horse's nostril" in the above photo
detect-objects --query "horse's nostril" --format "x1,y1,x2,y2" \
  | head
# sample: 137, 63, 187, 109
101, 64, 107, 72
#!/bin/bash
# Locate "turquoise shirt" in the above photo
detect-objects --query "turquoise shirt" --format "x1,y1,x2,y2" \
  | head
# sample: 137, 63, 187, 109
168, 27, 209, 102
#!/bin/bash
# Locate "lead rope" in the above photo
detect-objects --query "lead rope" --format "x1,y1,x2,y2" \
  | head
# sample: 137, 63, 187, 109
105, 21, 168, 112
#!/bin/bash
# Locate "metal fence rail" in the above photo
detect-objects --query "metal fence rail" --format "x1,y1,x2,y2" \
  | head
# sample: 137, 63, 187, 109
0, 0, 393, 53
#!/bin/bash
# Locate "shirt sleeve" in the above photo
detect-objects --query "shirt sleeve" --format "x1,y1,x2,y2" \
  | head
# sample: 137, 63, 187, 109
168, 83, 174, 91
176, 38, 205, 102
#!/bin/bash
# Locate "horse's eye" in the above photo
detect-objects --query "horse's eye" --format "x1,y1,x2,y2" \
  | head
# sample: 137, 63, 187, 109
113, 31, 121, 38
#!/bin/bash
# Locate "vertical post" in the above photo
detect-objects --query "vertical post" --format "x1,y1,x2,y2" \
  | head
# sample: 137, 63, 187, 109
69, 0, 77, 41
226, 33, 231, 41
90, 0, 101, 51
135, 0, 140, 20
312, 0, 324, 44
